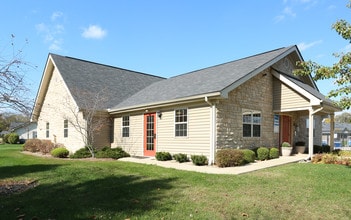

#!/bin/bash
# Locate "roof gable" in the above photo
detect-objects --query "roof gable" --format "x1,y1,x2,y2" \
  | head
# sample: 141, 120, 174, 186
50, 54, 164, 109
32, 54, 164, 120
111, 46, 300, 111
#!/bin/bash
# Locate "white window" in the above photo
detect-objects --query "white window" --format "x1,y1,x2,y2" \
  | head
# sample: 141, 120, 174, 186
64, 120, 68, 138
122, 116, 130, 137
175, 109, 187, 137
46, 122, 50, 138
243, 110, 261, 137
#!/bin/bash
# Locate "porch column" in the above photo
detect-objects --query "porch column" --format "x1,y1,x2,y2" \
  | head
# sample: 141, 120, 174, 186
308, 109, 314, 159
330, 113, 335, 152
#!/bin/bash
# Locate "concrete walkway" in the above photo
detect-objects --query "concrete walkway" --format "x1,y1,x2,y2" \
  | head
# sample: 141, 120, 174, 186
119, 153, 309, 175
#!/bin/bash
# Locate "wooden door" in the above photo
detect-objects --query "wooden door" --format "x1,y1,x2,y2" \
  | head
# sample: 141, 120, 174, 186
281, 115, 292, 145
144, 113, 156, 156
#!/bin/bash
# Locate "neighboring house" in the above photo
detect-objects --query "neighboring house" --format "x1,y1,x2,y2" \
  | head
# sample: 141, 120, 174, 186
322, 122, 351, 148
10, 122, 37, 141
32, 45, 341, 163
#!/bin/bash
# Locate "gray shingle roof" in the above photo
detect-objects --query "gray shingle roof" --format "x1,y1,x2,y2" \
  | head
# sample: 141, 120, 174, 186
50, 54, 164, 109
112, 46, 295, 110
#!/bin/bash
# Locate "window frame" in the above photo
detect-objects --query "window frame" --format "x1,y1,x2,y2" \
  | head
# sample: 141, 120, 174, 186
122, 116, 130, 137
64, 119, 68, 138
242, 109, 261, 138
174, 108, 188, 137
46, 122, 50, 138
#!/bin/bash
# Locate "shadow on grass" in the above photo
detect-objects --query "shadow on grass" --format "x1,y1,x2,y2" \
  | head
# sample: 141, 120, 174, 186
1, 174, 177, 219
0, 164, 62, 179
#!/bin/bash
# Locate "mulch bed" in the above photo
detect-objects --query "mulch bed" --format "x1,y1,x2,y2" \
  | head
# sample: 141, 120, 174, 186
0, 179, 38, 196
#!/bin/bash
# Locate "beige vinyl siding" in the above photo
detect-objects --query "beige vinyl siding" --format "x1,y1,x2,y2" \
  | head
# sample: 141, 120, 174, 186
92, 115, 111, 149
113, 114, 144, 156
273, 78, 310, 111
157, 104, 211, 157
37, 67, 86, 153
113, 103, 212, 158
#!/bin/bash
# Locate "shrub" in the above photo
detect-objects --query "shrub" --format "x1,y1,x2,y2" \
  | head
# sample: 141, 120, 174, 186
70, 147, 93, 158
173, 153, 189, 163
242, 149, 256, 163
313, 145, 330, 154
257, 147, 269, 161
39, 140, 55, 154
95, 147, 130, 159
339, 150, 351, 157
23, 139, 42, 152
191, 155, 208, 166
216, 149, 245, 167
155, 151, 172, 161
269, 147, 279, 159
3, 133, 10, 143
51, 147, 69, 158
7, 133, 19, 144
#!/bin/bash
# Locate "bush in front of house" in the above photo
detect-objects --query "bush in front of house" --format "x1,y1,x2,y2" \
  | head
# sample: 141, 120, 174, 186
95, 147, 130, 159
51, 147, 69, 158
173, 153, 189, 163
155, 151, 172, 161
23, 139, 41, 152
257, 147, 270, 161
7, 133, 19, 144
40, 139, 55, 154
22, 139, 55, 154
216, 149, 245, 167
242, 149, 256, 163
269, 147, 279, 159
70, 147, 95, 158
191, 155, 208, 166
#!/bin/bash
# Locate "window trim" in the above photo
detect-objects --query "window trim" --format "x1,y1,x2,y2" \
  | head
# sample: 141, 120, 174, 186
46, 122, 50, 138
174, 108, 188, 137
64, 119, 68, 138
122, 115, 130, 137
242, 109, 261, 138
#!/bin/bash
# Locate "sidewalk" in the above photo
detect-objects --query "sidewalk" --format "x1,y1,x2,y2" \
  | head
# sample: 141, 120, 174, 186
119, 153, 308, 175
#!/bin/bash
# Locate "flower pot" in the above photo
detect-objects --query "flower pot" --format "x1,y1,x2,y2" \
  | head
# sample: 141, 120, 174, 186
282, 148, 292, 156
296, 146, 306, 154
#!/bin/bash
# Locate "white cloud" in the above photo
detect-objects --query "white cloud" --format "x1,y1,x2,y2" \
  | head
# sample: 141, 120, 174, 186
51, 11, 63, 21
82, 25, 107, 39
35, 12, 65, 51
297, 40, 323, 51
274, 6, 296, 23
283, 7, 296, 17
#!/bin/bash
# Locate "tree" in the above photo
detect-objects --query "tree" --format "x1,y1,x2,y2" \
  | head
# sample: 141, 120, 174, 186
335, 112, 351, 123
63, 88, 111, 158
0, 112, 29, 132
294, 1, 351, 110
0, 35, 34, 115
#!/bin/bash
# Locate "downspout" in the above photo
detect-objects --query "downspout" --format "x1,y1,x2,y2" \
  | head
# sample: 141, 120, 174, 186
308, 106, 324, 160
205, 96, 216, 165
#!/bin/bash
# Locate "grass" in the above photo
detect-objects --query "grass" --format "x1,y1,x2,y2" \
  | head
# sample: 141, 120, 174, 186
1, 144, 351, 219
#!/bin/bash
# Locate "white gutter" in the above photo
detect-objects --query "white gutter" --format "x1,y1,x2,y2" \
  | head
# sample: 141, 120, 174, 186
205, 96, 216, 165
109, 92, 221, 114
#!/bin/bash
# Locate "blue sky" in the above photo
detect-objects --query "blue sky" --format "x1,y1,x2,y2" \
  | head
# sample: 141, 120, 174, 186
1, 0, 350, 106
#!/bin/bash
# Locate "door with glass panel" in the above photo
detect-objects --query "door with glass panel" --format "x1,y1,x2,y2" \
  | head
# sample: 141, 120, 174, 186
144, 113, 156, 156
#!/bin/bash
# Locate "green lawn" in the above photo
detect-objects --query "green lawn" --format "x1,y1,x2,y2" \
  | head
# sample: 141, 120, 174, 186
1, 144, 351, 219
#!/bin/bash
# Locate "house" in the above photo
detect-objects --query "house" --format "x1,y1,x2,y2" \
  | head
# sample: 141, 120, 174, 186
10, 122, 37, 142
31, 54, 164, 152
32, 45, 341, 163
322, 122, 351, 148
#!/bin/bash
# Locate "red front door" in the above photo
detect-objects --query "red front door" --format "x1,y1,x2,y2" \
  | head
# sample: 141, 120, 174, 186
144, 113, 156, 156
281, 115, 292, 145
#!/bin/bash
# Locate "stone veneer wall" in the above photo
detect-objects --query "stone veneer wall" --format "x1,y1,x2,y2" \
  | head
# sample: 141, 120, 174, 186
216, 68, 278, 149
